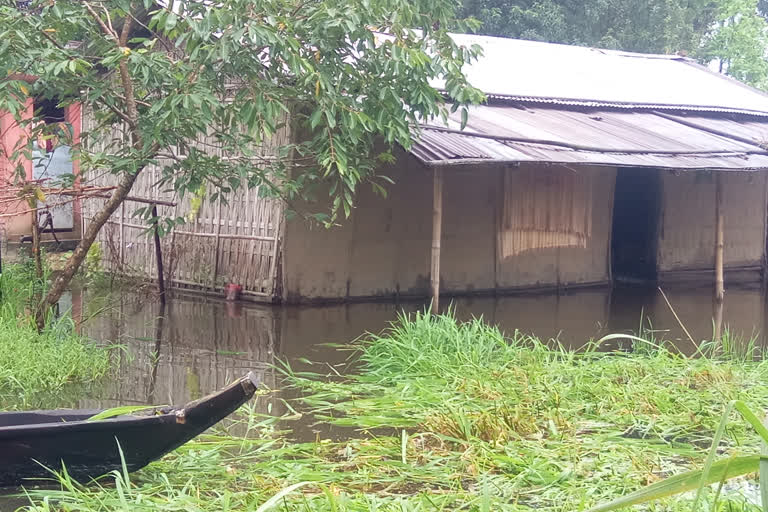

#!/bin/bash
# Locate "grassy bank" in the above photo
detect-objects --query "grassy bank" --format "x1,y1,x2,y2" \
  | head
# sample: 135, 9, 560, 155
15, 312, 768, 511
0, 261, 112, 409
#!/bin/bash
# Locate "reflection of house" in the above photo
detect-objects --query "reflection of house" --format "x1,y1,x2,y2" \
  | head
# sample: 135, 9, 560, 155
0, 93, 82, 247
91, 34, 768, 303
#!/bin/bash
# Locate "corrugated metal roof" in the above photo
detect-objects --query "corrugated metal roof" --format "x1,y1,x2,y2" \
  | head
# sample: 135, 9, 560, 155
439, 34, 768, 116
411, 105, 768, 170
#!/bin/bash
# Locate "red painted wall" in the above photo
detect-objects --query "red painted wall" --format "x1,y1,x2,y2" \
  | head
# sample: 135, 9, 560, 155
0, 99, 82, 239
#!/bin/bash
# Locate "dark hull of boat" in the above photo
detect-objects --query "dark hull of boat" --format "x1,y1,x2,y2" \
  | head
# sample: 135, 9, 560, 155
0, 372, 259, 487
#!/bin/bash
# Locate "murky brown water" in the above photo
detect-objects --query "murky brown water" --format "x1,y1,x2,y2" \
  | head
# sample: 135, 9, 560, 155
1, 284, 761, 512
0, 282, 765, 502
52, 281, 767, 414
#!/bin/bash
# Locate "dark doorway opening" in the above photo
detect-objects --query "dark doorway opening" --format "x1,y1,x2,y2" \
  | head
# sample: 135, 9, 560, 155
611, 168, 661, 283
34, 97, 65, 123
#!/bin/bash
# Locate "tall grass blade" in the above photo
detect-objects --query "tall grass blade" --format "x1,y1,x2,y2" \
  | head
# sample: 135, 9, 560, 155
254, 481, 312, 512
693, 400, 736, 509
585, 455, 764, 512
733, 401, 768, 442
594, 333, 666, 352
761, 413, 768, 512
87, 406, 162, 421
401, 429, 408, 464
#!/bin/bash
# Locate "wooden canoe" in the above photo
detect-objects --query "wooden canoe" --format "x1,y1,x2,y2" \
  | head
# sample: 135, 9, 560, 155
0, 372, 259, 487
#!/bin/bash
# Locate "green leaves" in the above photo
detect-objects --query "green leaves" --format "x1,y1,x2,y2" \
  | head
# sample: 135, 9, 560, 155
0, 0, 482, 223
700, 0, 768, 89
459, 0, 720, 55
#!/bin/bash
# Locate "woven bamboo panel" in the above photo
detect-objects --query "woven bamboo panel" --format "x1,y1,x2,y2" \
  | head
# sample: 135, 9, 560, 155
81, 114, 287, 299
500, 167, 593, 258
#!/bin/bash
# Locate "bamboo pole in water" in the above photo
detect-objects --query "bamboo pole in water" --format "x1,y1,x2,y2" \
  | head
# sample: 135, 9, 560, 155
714, 173, 724, 342
151, 205, 166, 306
431, 168, 443, 312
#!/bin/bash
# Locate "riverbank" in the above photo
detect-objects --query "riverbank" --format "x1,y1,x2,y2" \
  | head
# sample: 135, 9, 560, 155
10, 311, 768, 511
0, 262, 112, 409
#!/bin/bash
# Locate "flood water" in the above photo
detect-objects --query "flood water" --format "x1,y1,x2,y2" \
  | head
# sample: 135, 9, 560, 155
54, 281, 768, 414
0, 283, 764, 505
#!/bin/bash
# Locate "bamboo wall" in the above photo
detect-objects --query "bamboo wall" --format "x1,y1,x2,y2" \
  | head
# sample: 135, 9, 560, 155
81, 115, 287, 299
282, 157, 614, 301
657, 171, 768, 278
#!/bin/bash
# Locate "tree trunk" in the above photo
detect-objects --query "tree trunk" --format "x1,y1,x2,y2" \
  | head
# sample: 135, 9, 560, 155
34, 169, 143, 331
33, 4, 148, 332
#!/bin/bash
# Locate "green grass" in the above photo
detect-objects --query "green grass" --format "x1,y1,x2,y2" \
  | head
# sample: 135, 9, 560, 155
0, 262, 113, 409
14, 311, 768, 511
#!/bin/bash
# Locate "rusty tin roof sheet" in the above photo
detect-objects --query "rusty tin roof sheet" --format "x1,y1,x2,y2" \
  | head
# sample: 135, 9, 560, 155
411, 105, 768, 170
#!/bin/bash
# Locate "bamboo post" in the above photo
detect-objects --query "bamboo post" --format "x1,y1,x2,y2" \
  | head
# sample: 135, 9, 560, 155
119, 202, 125, 267
31, 206, 42, 280
212, 197, 223, 290
714, 173, 725, 343
147, 302, 166, 404
151, 205, 166, 305
267, 206, 281, 297
430, 168, 443, 312
763, 174, 768, 288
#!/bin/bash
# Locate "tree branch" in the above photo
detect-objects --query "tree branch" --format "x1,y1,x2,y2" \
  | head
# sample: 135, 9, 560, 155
82, 2, 119, 41
39, 30, 69, 51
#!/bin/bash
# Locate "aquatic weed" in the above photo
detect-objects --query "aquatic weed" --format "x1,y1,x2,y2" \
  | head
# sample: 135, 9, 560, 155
16, 311, 768, 511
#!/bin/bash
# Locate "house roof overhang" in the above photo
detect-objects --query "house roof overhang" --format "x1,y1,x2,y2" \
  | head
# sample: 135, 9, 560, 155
409, 34, 768, 171
411, 104, 768, 171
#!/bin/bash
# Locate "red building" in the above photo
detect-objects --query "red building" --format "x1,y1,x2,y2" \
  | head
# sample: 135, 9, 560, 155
0, 90, 82, 247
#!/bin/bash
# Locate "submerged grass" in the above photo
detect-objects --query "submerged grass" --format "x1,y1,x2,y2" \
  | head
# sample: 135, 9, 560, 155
13, 311, 768, 511
0, 262, 113, 409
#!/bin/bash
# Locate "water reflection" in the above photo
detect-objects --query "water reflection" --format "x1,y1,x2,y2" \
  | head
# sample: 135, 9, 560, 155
69, 283, 768, 410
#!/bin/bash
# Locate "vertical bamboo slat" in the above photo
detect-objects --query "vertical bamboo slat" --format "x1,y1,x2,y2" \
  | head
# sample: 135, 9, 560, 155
431, 168, 443, 312
714, 172, 725, 342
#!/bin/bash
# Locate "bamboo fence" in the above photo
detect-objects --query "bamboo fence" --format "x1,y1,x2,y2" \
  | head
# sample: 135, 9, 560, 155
81, 117, 287, 300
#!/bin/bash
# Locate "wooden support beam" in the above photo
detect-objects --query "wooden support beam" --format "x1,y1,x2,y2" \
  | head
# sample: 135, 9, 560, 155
58, 190, 177, 207
763, 173, 768, 288
713, 172, 724, 342
430, 168, 443, 312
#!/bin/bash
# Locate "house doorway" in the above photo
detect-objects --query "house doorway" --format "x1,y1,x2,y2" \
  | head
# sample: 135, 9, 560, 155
611, 168, 661, 283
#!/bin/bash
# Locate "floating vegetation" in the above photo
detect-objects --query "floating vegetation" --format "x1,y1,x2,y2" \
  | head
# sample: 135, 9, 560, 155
13, 311, 768, 511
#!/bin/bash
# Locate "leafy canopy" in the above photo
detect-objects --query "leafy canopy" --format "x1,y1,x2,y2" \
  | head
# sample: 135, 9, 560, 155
0, 0, 484, 222
458, 0, 719, 54
700, 0, 768, 89
459, 0, 768, 89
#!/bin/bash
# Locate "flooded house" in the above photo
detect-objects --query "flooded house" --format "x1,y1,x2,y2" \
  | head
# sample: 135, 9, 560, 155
84, 34, 768, 303
281, 35, 768, 303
